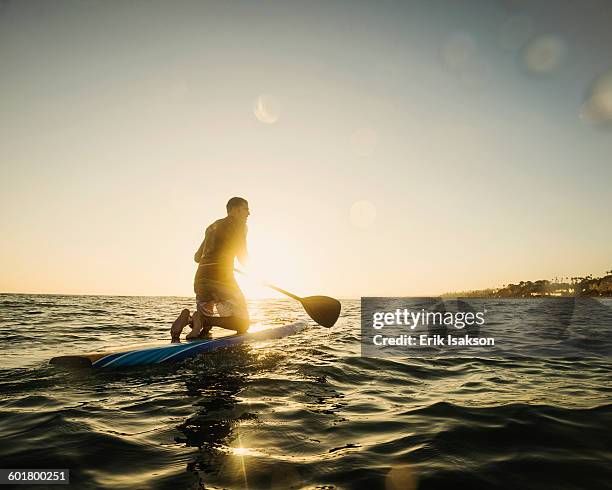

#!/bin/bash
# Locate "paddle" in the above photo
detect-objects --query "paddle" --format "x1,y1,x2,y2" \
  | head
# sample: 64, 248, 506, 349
235, 269, 341, 328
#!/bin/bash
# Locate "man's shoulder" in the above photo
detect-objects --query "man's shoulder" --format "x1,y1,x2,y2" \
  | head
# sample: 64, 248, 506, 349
207, 217, 227, 230
207, 216, 240, 234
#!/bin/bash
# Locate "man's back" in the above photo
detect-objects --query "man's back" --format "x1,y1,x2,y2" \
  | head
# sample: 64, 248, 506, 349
194, 215, 247, 283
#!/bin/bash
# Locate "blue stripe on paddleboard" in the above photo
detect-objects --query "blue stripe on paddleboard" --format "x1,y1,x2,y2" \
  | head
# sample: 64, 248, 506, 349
92, 321, 306, 368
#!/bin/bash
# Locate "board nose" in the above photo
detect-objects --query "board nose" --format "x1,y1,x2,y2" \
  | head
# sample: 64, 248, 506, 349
50, 356, 93, 368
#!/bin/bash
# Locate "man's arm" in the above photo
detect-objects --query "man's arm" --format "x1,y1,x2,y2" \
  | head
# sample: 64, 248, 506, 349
194, 239, 205, 263
194, 229, 207, 263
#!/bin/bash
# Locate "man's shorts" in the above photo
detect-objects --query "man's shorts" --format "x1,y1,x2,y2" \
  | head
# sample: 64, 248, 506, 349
196, 297, 249, 319
195, 277, 249, 320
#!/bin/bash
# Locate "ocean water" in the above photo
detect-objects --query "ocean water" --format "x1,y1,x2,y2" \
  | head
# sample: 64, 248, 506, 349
0, 294, 611, 490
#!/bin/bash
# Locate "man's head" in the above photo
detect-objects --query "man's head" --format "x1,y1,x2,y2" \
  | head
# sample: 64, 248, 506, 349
226, 196, 250, 222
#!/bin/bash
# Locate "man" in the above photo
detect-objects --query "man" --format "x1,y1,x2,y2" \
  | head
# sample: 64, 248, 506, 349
171, 197, 250, 342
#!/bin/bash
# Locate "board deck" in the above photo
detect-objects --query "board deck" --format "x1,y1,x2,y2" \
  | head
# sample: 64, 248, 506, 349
49, 321, 307, 369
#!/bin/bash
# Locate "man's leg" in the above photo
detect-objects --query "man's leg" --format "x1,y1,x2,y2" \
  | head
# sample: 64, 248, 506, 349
187, 314, 248, 339
187, 309, 213, 339
170, 308, 191, 342
186, 314, 248, 337
213, 297, 250, 333
187, 298, 250, 338
202, 315, 249, 333
186, 301, 214, 339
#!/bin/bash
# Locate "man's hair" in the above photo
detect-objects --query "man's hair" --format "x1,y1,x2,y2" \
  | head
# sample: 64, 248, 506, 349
226, 196, 248, 213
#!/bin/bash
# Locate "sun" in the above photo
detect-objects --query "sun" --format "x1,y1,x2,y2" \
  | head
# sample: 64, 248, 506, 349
234, 227, 306, 299
235, 271, 276, 299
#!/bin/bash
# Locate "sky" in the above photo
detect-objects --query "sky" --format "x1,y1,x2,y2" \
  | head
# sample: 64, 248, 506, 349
1, 0, 611, 298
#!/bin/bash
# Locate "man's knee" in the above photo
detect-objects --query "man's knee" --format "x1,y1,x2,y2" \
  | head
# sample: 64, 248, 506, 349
234, 317, 249, 333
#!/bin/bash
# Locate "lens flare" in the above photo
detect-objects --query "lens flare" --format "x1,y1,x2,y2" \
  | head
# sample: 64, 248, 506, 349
522, 35, 566, 75
580, 70, 612, 126
253, 94, 281, 124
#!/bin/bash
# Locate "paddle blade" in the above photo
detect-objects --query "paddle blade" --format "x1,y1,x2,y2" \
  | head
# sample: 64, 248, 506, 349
300, 296, 341, 328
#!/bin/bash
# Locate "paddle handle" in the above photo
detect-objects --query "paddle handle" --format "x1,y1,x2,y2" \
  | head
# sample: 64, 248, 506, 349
234, 269, 303, 302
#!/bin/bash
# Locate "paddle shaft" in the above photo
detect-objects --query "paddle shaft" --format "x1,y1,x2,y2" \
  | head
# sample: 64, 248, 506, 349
261, 282, 302, 302
234, 268, 341, 328
234, 268, 302, 302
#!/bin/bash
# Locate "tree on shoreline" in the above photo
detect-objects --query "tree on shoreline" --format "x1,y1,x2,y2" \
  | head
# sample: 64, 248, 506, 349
443, 271, 612, 298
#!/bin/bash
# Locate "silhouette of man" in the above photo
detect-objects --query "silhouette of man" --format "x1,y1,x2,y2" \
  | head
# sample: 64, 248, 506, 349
171, 197, 250, 341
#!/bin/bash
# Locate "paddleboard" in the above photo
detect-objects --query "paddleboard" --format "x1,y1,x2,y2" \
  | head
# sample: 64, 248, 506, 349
49, 321, 307, 369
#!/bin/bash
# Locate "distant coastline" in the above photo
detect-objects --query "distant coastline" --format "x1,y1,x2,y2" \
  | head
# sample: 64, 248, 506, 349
443, 271, 612, 298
